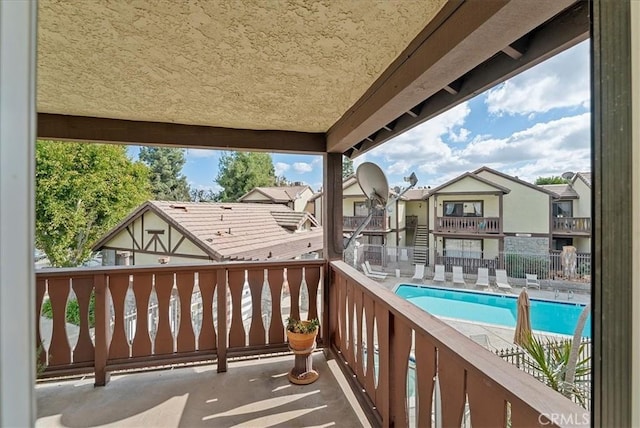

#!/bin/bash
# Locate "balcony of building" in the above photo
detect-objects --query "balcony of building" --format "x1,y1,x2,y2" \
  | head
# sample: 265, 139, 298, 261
551, 217, 591, 236
434, 216, 502, 235
35, 260, 587, 427
343, 216, 391, 232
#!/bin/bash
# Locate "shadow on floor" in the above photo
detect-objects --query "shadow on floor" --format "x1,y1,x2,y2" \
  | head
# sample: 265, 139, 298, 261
36, 353, 363, 427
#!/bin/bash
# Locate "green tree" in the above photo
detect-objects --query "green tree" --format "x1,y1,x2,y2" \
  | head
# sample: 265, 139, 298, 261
190, 188, 216, 202
343, 156, 354, 178
214, 152, 276, 201
139, 147, 191, 201
535, 176, 568, 185
36, 141, 151, 267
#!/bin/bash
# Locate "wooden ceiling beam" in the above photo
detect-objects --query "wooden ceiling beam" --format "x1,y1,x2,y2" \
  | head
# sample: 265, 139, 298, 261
350, 1, 589, 156
37, 114, 326, 154
326, 0, 581, 154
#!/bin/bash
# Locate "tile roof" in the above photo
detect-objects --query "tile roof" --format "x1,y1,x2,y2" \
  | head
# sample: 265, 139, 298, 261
539, 184, 579, 199
94, 201, 322, 261
238, 185, 310, 203
401, 188, 431, 200
270, 211, 319, 230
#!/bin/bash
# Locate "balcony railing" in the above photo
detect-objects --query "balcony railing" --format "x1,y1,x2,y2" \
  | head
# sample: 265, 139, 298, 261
36, 260, 324, 384
343, 215, 390, 231
328, 261, 588, 427
552, 217, 591, 234
36, 260, 588, 427
435, 216, 501, 234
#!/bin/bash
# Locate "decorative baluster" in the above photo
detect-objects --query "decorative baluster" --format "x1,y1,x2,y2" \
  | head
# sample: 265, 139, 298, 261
154, 272, 175, 355
363, 296, 376, 397
176, 272, 196, 353
47, 277, 71, 366
414, 334, 436, 428
287, 267, 303, 321
303, 265, 320, 322
108, 274, 131, 359
437, 349, 466, 427
467, 372, 507, 427
267, 268, 285, 344
35, 278, 47, 368
197, 271, 217, 352
131, 273, 152, 357
227, 269, 246, 348
71, 277, 95, 363
389, 320, 412, 428
247, 268, 266, 346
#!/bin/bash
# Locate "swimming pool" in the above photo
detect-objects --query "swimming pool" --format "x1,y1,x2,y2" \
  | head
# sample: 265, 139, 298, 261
395, 284, 591, 338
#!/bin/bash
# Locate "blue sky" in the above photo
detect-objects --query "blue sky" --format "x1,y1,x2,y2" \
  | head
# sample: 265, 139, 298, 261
130, 40, 590, 194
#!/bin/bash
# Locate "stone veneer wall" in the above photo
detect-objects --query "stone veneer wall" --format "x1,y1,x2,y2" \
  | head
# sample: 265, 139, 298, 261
504, 236, 549, 254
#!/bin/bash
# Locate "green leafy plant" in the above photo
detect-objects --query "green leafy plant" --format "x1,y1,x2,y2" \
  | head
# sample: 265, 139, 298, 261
41, 293, 96, 328
36, 343, 47, 377
286, 317, 319, 334
520, 333, 591, 407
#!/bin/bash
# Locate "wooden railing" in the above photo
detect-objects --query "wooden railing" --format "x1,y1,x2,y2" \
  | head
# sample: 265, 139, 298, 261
36, 260, 325, 385
552, 217, 591, 234
435, 216, 501, 234
344, 215, 390, 231
328, 261, 589, 427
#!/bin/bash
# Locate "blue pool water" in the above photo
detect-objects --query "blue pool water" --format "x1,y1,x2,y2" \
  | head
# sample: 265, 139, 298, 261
395, 284, 591, 338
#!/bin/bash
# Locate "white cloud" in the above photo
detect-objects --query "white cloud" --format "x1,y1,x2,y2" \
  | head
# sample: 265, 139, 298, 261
186, 148, 217, 158
274, 162, 290, 176
485, 41, 589, 116
293, 162, 313, 173
368, 101, 471, 176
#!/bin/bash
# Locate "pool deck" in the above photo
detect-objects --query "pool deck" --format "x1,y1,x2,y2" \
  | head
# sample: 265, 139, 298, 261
373, 272, 590, 350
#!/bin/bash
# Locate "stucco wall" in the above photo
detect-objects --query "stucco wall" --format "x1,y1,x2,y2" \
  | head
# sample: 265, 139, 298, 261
572, 178, 591, 218
476, 171, 550, 234
405, 200, 427, 226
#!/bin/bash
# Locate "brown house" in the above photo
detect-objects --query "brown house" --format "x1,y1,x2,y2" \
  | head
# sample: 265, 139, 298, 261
93, 201, 322, 265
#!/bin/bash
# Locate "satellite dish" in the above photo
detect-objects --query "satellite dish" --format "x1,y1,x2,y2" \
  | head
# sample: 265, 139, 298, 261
356, 162, 389, 209
344, 162, 417, 249
561, 171, 575, 181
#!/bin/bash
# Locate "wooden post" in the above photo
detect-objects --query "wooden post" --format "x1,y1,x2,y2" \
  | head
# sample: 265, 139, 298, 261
592, 1, 634, 426
323, 152, 344, 261
93, 274, 111, 386
216, 269, 227, 373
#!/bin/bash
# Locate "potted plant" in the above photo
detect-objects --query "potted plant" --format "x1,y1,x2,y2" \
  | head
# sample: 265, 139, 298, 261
286, 317, 319, 351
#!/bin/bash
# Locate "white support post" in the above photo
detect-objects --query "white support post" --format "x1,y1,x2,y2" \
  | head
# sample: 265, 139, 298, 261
0, 1, 37, 426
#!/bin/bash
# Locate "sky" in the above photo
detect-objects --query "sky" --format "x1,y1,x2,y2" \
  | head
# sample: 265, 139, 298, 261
131, 40, 590, 194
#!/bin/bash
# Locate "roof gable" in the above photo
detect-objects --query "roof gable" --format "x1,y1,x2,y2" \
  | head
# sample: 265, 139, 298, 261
429, 172, 510, 195
473, 166, 557, 197
94, 201, 322, 261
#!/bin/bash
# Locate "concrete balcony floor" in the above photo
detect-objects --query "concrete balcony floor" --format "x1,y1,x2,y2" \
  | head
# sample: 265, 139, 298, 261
36, 353, 369, 428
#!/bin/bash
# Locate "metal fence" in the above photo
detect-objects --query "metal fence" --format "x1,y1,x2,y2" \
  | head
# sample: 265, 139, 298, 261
436, 250, 591, 281
346, 244, 425, 276
495, 337, 592, 410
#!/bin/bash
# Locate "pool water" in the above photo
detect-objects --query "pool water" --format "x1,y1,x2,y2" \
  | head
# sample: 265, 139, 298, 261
395, 284, 591, 338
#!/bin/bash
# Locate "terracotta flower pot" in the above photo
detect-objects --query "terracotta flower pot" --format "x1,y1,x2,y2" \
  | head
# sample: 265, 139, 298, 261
287, 329, 318, 351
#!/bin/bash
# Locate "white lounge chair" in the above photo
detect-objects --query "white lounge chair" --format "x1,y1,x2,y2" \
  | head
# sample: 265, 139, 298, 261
452, 266, 465, 286
411, 264, 425, 283
495, 269, 512, 292
475, 267, 490, 288
525, 273, 541, 289
433, 264, 445, 282
361, 263, 386, 279
365, 261, 388, 278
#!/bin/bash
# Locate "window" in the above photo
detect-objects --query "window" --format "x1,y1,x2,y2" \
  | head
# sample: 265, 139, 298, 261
553, 201, 573, 217
444, 238, 482, 257
354, 201, 384, 217
443, 201, 483, 217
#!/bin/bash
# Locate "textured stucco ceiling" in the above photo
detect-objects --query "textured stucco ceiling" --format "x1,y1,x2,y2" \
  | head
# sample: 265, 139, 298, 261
38, 0, 447, 133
